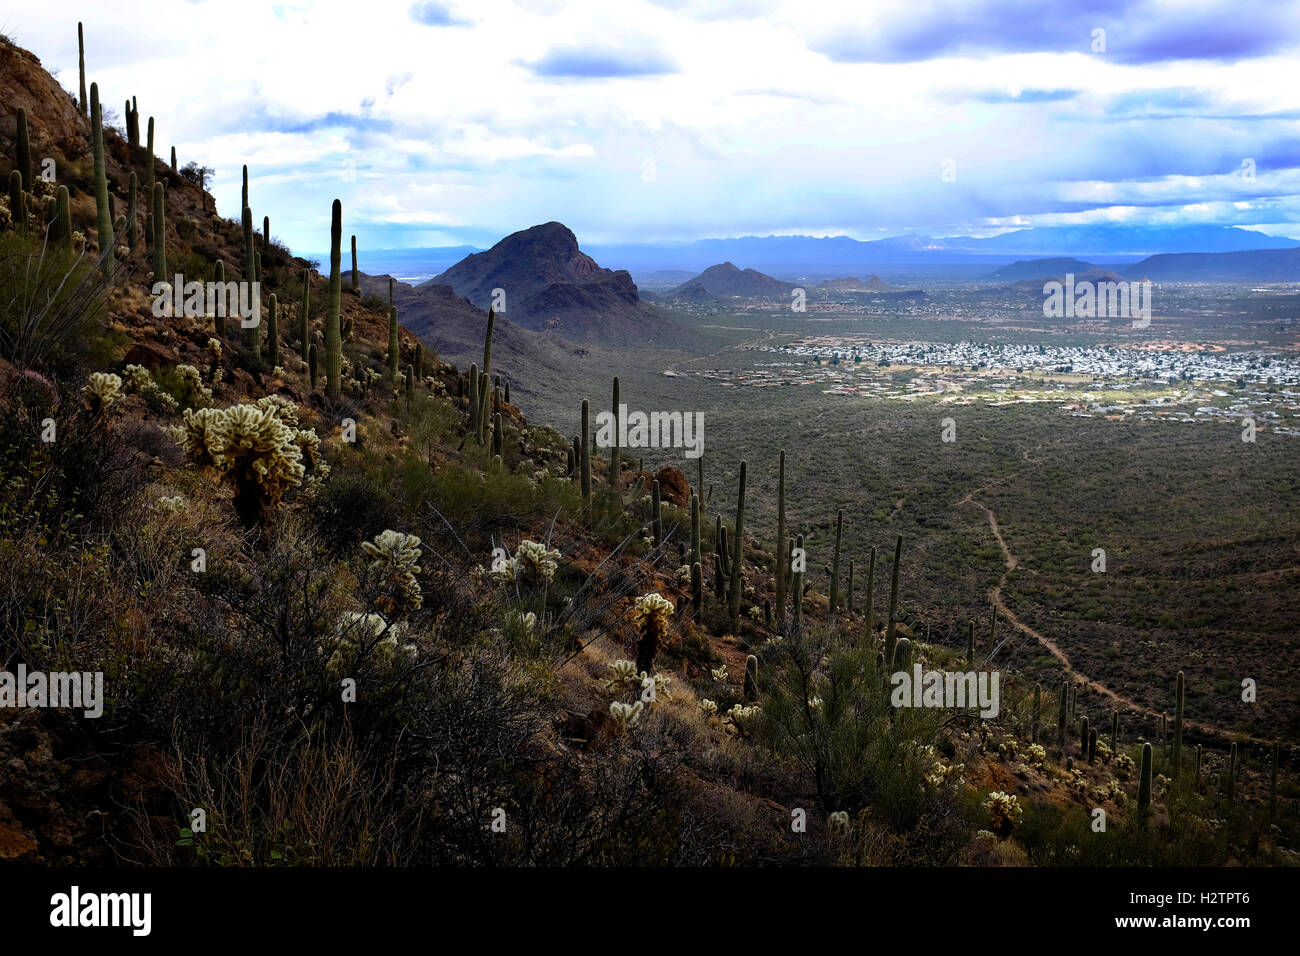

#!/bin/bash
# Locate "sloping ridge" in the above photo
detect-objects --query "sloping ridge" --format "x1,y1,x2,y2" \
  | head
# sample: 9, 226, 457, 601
351, 271, 573, 403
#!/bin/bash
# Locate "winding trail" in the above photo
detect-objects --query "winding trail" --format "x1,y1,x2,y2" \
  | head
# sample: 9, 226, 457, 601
957, 489, 1260, 744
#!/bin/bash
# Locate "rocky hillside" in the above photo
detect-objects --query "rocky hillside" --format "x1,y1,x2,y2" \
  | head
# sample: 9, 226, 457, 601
0, 27, 1293, 871
669, 260, 796, 298
433, 222, 682, 345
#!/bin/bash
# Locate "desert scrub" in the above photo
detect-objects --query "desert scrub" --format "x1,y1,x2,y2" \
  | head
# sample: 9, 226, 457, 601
359, 529, 424, 618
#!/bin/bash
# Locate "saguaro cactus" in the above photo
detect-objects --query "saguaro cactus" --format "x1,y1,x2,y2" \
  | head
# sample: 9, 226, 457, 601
829, 509, 843, 615
492, 412, 503, 457
8, 172, 25, 233
580, 399, 591, 508
1057, 680, 1068, 748
482, 307, 495, 382
325, 199, 343, 400
146, 117, 155, 196
1172, 671, 1185, 780
884, 535, 902, 666
864, 546, 876, 638
775, 449, 787, 621
299, 269, 310, 361
151, 182, 166, 280
241, 165, 249, 214
469, 363, 481, 435
1195, 743, 1203, 790
1080, 715, 1089, 759
691, 562, 703, 622
690, 493, 701, 567
388, 307, 400, 381
89, 84, 114, 271
350, 235, 359, 290
791, 534, 803, 634
51, 185, 71, 249
728, 461, 747, 633
610, 376, 621, 489
1138, 742, 1153, 825
78, 23, 87, 118
170, 146, 176, 171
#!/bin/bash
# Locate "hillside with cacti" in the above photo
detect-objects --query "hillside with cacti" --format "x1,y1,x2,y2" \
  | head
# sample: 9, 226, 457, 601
0, 26, 1296, 870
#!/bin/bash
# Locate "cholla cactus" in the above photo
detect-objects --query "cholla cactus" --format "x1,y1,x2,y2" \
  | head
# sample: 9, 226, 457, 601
674, 565, 692, 583
726, 703, 762, 737
926, 761, 966, 788
173, 364, 213, 407
699, 698, 719, 718
632, 591, 675, 674
156, 495, 186, 513
1025, 743, 1047, 769
171, 401, 307, 524
360, 529, 423, 618
324, 612, 415, 676
983, 790, 1022, 837
828, 811, 850, 832
83, 372, 123, 411
1113, 753, 1136, 779
639, 671, 672, 702
606, 659, 640, 690
711, 665, 728, 683
515, 540, 561, 583
609, 700, 643, 732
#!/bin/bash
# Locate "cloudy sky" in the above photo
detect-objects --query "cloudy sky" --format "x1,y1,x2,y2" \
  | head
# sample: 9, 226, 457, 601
15, 0, 1300, 253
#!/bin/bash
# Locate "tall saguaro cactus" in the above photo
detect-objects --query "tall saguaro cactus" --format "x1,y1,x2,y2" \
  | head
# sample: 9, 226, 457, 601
775, 449, 787, 621
1138, 742, 1153, 826
829, 508, 843, 614
151, 182, 166, 280
884, 535, 902, 665
610, 376, 621, 490
728, 461, 747, 633
864, 546, 876, 639
325, 199, 343, 399
690, 493, 701, 567
299, 269, 311, 361
78, 23, 88, 118
351, 235, 359, 290
52, 186, 71, 249
388, 307, 400, 381
89, 84, 114, 272
1172, 671, 1185, 780
580, 399, 592, 508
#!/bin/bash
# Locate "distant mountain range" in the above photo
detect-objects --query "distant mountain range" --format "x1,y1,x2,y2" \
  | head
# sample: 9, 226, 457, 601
985, 248, 1300, 283
360, 224, 1299, 281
